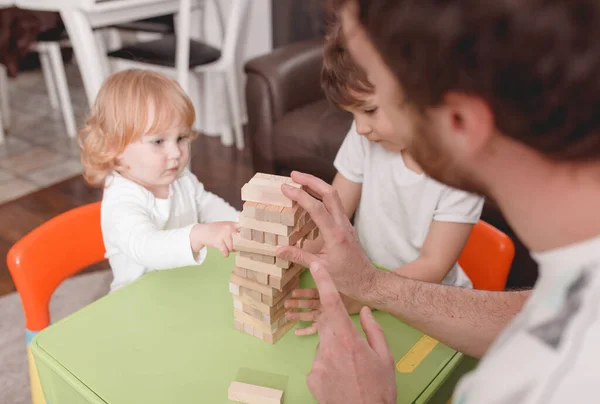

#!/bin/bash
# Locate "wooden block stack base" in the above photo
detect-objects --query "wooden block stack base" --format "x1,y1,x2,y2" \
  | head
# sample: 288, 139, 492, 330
231, 173, 311, 343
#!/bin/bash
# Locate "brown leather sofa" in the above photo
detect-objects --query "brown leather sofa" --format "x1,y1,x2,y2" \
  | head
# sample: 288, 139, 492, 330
244, 39, 538, 289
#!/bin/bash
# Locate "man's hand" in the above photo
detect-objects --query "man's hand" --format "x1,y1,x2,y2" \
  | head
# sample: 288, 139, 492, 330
276, 171, 378, 298
306, 261, 397, 404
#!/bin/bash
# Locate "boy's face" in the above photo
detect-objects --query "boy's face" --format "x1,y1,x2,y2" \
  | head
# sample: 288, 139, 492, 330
118, 127, 191, 195
344, 93, 410, 153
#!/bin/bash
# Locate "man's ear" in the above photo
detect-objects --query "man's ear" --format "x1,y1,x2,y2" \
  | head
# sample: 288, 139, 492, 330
444, 92, 495, 156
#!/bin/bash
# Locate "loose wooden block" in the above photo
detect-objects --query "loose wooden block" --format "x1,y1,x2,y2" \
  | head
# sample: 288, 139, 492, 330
280, 204, 302, 227
275, 256, 291, 269
236, 255, 285, 278
269, 264, 305, 290
241, 183, 294, 208
233, 267, 247, 278
239, 214, 293, 236
263, 319, 298, 344
246, 268, 269, 285
228, 381, 283, 404
240, 227, 252, 240
242, 202, 258, 219
277, 219, 316, 246
252, 229, 265, 243
233, 234, 278, 256
266, 205, 284, 223
264, 232, 277, 246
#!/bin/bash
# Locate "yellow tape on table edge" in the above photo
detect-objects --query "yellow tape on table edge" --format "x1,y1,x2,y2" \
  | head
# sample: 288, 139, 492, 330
396, 335, 439, 373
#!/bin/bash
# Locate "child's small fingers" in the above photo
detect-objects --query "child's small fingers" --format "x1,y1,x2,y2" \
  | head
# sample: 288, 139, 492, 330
292, 288, 320, 299
285, 298, 320, 310
286, 310, 319, 322
219, 242, 229, 257
294, 323, 318, 336
225, 234, 234, 252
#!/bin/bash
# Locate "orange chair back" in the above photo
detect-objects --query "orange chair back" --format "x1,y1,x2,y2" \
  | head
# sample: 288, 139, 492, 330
7, 202, 106, 332
458, 220, 515, 291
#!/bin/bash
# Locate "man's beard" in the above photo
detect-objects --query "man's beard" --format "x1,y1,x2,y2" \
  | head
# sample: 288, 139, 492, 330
409, 109, 488, 197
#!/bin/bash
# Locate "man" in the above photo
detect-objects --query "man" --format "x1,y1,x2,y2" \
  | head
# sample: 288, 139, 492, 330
275, 0, 600, 402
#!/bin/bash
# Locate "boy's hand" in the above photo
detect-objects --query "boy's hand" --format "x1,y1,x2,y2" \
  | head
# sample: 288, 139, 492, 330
190, 222, 240, 257
286, 289, 365, 336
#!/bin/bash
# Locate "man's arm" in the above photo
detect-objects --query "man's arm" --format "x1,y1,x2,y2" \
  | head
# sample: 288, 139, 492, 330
363, 271, 530, 358
277, 171, 530, 359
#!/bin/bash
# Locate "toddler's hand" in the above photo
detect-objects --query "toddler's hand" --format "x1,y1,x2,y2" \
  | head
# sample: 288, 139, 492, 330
191, 221, 240, 257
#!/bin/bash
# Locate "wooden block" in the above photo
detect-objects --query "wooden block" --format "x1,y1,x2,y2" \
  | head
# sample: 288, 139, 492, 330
275, 256, 291, 269
261, 254, 276, 264
233, 234, 278, 256
240, 227, 252, 240
246, 268, 269, 284
236, 289, 288, 316
280, 204, 302, 227
241, 183, 294, 208
264, 232, 277, 246
261, 277, 300, 306
263, 319, 298, 344
255, 203, 266, 220
261, 305, 287, 325
228, 381, 283, 404
229, 283, 240, 296
251, 172, 302, 189
234, 309, 279, 333
240, 286, 263, 302
269, 264, 305, 290
242, 202, 258, 219
277, 219, 316, 246
253, 327, 264, 339
244, 322, 254, 336
236, 255, 285, 278
266, 205, 284, 223
252, 229, 264, 243
298, 211, 307, 228
233, 267, 247, 278
234, 319, 244, 332
231, 273, 280, 298
239, 214, 293, 236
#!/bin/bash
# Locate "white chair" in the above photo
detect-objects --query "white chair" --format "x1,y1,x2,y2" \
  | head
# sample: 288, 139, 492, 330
0, 64, 9, 144
107, 0, 249, 150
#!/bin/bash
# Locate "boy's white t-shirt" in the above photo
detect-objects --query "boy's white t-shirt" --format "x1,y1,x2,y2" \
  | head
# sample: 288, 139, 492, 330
334, 122, 484, 287
101, 169, 239, 291
454, 235, 600, 403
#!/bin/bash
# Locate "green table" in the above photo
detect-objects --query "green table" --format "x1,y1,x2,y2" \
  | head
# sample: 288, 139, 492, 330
31, 249, 474, 403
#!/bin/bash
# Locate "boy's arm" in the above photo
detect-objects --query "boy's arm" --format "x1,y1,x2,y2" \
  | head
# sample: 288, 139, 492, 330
392, 221, 474, 283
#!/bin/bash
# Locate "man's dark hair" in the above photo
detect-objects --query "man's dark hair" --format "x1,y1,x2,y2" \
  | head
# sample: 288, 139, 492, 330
332, 0, 600, 162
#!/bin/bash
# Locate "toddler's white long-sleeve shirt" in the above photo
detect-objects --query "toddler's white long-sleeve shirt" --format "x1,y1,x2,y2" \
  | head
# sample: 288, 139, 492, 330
101, 170, 239, 291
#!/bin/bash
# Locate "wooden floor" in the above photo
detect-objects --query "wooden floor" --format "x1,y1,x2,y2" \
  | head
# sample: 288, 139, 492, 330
0, 135, 254, 297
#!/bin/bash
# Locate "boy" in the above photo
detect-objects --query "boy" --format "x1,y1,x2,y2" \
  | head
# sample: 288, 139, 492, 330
286, 23, 485, 334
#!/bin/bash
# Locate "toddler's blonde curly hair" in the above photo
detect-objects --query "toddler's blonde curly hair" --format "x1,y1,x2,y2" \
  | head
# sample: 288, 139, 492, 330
79, 69, 197, 186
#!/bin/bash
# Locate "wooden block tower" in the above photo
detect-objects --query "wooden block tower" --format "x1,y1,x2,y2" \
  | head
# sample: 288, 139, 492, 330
230, 173, 319, 343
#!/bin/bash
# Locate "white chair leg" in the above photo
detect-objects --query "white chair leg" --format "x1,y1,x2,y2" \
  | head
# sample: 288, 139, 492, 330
47, 42, 77, 138
224, 68, 245, 150
38, 45, 60, 109
0, 64, 10, 133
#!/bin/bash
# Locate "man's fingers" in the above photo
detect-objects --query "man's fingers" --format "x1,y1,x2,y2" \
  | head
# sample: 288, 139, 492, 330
292, 288, 319, 299
276, 245, 320, 269
360, 306, 394, 365
295, 322, 318, 336
281, 183, 339, 242
289, 171, 349, 227
310, 262, 356, 342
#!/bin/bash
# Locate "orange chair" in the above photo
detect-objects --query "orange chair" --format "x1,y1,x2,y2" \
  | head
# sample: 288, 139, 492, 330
458, 220, 515, 291
7, 201, 106, 404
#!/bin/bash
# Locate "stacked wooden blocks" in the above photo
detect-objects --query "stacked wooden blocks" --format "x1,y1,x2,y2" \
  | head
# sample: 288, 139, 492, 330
231, 173, 319, 343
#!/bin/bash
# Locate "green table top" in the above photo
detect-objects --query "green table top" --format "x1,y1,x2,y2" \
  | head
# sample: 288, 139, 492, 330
32, 249, 463, 404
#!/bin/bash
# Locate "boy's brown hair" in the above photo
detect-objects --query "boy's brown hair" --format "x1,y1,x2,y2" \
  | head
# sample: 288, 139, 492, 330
321, 21, 374, 108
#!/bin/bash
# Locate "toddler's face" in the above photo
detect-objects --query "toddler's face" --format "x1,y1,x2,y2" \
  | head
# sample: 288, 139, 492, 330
344, 92, 411, 153
118, 127, 191, 196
